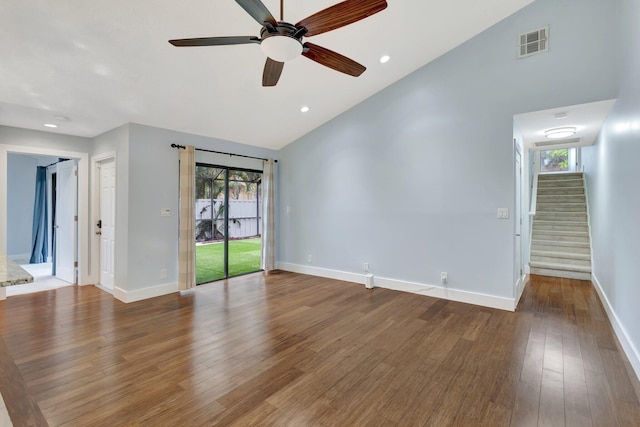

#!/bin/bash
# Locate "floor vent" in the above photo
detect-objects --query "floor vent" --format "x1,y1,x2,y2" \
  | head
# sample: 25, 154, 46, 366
519, 27, 548, 58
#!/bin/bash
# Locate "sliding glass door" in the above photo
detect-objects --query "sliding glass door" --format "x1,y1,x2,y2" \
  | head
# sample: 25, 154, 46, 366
195, 164, 262, 284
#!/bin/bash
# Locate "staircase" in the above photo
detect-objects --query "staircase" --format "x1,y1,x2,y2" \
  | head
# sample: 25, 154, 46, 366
530, 172, 592, 280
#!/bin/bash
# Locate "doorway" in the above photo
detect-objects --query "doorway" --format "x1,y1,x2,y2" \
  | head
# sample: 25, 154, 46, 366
195, 164, 263, 284
1, 145, 89, 286
97, 158, 116, 291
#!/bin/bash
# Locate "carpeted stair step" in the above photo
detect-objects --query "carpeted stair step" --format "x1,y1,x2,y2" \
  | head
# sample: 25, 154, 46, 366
532, 220, 589, 232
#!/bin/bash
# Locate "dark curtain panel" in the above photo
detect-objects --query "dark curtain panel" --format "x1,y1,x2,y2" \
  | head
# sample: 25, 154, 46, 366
29, 166, 48, 263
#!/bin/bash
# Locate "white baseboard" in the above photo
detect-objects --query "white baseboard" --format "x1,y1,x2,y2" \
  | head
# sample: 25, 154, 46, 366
515, 274, 528, 307
113, 282, 178, 303
524, 264, 531, 274
277, 262, 365, 284
591, 274, 640, 381
94, 283, 114, 294
277, 262, 515, 312
7, 253, 30, 263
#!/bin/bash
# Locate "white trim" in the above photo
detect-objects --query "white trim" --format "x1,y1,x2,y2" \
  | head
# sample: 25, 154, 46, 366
516, 274, 528, 307
591, 274, 640, 381
524, 264, 531, 274
277, 262, 364, 284
95, 283, 113, 294
91, 152, 116, 285
1, 144, 90, 285
277, 262, 516, 312
7, 253, 30, 262
113, 282, 178, 303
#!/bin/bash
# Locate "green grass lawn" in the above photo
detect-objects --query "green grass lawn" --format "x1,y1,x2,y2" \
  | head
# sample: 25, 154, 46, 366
196, 238, 262, 284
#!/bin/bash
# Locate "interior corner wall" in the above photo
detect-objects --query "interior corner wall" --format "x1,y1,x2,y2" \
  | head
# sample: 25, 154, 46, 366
121, 123, 278, 295
277, 0, 620, 301
6, 153, 38, 257
581, 0, 640, 377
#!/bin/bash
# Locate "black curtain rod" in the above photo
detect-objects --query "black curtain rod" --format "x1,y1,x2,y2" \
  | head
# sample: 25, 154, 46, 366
43, 158, 70, 168
171, 144, 277, 163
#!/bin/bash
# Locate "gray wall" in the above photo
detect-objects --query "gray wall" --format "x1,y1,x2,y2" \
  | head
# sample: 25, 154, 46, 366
277, 0, 620, 299
582, 0, 640, 371
0, 125, 92, 153
6, 153, 37, 257
118, 123, 278, 292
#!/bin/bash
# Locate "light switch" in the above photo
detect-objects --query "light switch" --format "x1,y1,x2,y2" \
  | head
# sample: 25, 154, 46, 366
161, 208, 171, 217
497, 208, 509, 219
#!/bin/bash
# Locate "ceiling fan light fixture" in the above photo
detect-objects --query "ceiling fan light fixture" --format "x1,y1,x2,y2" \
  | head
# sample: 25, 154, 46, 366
545, 127, 576, 139
261, 36, 302, 62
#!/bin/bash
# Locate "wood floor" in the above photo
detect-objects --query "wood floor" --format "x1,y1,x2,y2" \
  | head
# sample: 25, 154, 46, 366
0, 272, 639, 426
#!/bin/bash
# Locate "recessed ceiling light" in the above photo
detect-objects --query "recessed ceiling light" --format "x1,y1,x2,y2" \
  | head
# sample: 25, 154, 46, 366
554, 112, 568, 119
379, 55, 390, 64
545, 127, 576, 139
300, 106, 310, 113
44, 123, 58, 128
55, 115, 70, 122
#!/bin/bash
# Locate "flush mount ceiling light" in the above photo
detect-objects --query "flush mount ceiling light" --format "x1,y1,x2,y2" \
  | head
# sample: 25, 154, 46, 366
545, 127, 576, 139
44, 123, 58, 128
379, 55, 390, 64
300, 106, 310, 113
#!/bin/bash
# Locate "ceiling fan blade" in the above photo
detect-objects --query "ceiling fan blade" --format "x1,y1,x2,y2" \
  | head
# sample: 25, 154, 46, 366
169, 36, 260, 47
302, 43, 366, 77
235, 0, 278, 26
263, 58, 285, 87
296, 0, 387, 37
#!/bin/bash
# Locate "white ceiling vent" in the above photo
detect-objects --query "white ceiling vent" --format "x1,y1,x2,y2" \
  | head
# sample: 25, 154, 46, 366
519, 27, 548, 58
535, 137, 581, 147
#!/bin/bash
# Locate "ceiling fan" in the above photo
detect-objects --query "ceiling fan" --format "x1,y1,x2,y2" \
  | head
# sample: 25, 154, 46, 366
169, 0, 388, 87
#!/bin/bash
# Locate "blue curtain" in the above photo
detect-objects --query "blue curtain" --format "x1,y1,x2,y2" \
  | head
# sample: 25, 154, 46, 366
29, 166, 48, 263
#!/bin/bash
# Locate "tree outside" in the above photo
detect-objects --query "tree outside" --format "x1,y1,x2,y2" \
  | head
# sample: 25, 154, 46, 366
540, 149, 569, 172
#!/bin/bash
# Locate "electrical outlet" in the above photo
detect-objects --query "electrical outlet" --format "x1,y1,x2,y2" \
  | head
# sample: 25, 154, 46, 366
441, 272, 448, 285
307, 254, 312, 263
364, 263, 369, 272
160, 269, 168, 279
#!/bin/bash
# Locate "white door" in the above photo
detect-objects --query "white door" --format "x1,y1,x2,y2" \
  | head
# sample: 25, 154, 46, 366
99, 160, 116, 290
56, 160, 77, 284
515, 148, 523, 291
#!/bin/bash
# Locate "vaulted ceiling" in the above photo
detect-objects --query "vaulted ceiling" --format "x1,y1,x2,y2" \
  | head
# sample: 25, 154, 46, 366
0, 0, 533, 149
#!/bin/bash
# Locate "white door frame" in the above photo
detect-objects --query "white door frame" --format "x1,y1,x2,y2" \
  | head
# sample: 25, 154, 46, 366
0, 144, 90, 285
514, 142, 525, 300
91, 152, 116, 292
